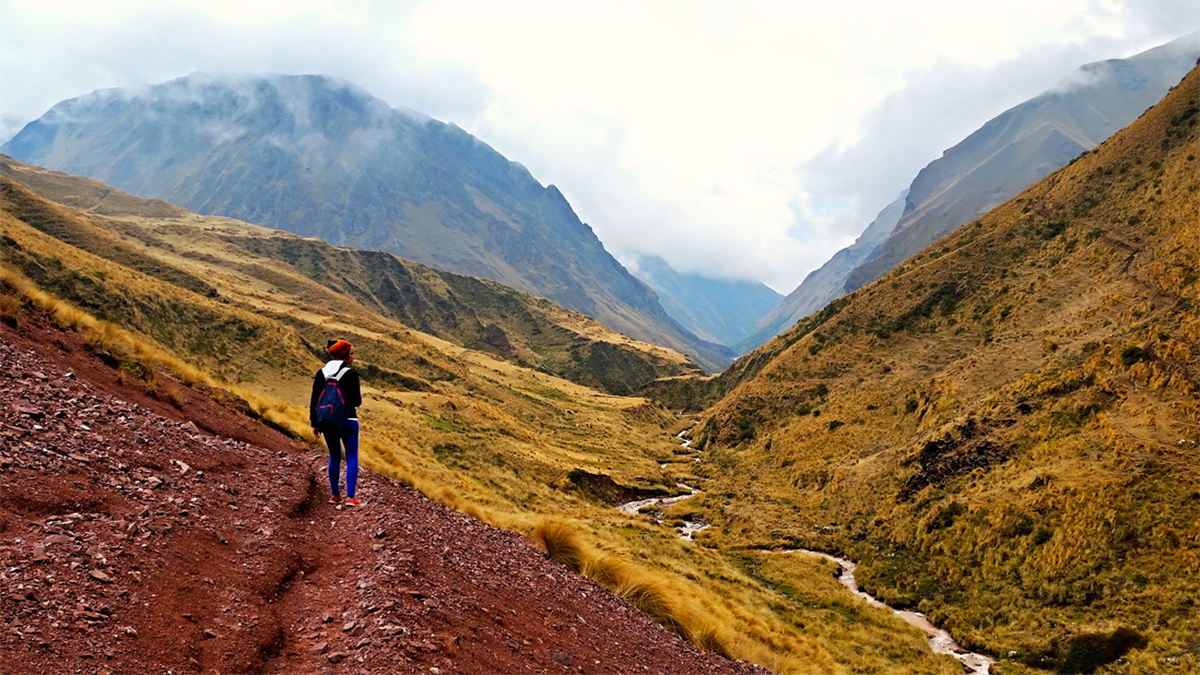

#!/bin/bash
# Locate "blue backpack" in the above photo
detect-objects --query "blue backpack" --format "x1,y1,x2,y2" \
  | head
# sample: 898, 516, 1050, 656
315, 365, 351, 434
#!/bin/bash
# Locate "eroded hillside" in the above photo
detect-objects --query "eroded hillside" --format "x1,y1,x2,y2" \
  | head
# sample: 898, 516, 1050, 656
681, 66, 1200, 673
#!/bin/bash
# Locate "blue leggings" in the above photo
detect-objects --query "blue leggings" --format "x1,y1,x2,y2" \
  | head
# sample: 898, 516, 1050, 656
323, 419, 359, 498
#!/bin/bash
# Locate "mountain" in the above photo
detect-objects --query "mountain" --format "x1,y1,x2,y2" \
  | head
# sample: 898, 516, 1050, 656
843, 33, 1200, 293
2, 157, 959, 673
738, 191, 906, 353
630, 255, 782, 351
0, 154, 701, 395
747, 34, 1199, 352
1, 73, 732, 372
662, 64, 1200, 673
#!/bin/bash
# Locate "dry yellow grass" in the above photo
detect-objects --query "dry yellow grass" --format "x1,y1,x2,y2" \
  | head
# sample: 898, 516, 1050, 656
682, 66, 1200, 673
1, 158, 968, 673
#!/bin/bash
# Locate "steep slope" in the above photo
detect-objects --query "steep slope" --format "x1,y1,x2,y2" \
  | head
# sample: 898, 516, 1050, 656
0, 154, 699, 395
631, 254, 782, 349
843, 33, 1199, 293
2, 73, 731, 372
0, 325, 764, 675
0, 162, 964, 673
740, 191, 906, 352
685, 65, 1200, 673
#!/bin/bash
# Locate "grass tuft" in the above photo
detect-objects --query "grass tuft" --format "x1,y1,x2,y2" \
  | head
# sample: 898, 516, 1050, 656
533, 521, 586, 572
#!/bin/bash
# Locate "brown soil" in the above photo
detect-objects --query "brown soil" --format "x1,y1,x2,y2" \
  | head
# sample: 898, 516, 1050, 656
0, 313, 765, 675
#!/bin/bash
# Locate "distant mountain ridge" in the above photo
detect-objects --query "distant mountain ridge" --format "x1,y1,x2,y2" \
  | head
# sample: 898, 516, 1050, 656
739, 190, 906, 353
748, 33, 1199, 349
846, 32, 1200, 293
630, 255, 782, 351
2, 73, 732, 372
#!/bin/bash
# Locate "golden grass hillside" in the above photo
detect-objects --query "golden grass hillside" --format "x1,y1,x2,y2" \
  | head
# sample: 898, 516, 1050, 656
1, 165, 961, 673
687, 66, 1200, 674
1, 153, 697, 396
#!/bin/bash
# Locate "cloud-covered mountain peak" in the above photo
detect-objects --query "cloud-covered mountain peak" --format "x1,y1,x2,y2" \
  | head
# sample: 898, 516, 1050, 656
3, 73, 733, 371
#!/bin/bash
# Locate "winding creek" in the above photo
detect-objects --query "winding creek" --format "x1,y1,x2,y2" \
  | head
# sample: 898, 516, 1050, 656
615, 424, 994, 674
787, 549, 994, 675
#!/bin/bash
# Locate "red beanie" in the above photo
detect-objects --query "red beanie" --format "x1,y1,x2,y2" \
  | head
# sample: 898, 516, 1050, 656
328, 339, 352, 359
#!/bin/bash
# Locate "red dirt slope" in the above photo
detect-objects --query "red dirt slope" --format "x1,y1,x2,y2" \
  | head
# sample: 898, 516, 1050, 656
0, 316, 764, 675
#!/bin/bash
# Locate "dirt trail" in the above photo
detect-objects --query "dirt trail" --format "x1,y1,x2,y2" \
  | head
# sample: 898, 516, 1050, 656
0, 316, 765, 674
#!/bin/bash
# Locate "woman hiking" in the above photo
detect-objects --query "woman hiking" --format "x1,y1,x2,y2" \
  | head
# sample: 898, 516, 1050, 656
310, 339, 363, 507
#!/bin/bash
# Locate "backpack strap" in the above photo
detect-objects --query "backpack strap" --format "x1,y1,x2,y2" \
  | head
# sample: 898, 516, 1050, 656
327, 365, 350, 382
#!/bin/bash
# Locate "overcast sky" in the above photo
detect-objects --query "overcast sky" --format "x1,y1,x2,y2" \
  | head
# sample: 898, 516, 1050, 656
2, 1, 1197, 292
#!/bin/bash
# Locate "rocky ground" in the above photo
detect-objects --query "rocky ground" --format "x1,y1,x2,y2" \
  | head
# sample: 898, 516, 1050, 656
0, 314, 765, 674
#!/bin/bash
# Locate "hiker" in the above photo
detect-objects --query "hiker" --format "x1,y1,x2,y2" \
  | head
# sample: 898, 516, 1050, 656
310, 339, 363, 507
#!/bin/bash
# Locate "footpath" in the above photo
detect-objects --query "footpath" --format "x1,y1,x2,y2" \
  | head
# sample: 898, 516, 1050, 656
0, 314, 764, 675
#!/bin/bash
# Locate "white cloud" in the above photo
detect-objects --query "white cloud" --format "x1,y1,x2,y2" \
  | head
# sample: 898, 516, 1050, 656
1, 0, 1196, 292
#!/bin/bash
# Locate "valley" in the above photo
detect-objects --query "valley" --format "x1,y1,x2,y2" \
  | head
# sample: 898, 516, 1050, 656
1, 159, 958, 672
1, 41, 1196, 675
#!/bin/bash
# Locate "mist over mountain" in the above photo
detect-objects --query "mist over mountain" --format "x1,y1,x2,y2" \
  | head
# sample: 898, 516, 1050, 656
629, 255, 782, 351
2, 73, 732, 372
746, 34, 1199, 351
739, 190, 906, 353
843, 33, 1200, 293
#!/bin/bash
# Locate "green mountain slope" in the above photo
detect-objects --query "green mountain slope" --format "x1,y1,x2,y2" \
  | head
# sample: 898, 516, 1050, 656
682, 65, 1200, 673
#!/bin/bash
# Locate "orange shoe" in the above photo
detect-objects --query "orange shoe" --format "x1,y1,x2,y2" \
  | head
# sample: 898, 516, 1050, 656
344, 497, 360, 507
329, 495, 341, 505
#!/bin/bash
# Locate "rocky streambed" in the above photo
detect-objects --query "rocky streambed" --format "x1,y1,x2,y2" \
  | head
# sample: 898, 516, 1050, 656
616, 426, 711, 540
619, 424, 993, 673
788, 550, 994, 674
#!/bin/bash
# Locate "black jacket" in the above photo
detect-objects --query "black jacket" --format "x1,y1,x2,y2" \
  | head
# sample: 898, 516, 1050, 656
309, 360, 362, 428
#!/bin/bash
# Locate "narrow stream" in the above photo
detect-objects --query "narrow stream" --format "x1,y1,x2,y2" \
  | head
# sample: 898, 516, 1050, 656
616, 423, 993, 674
788, 549, 994, 674
615, 425, 710, 540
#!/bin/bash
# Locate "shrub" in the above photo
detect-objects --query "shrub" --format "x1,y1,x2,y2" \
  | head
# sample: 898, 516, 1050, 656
1120, 346, 1149, 366
1055, 627, 1148, 674
927, 501, 967, 532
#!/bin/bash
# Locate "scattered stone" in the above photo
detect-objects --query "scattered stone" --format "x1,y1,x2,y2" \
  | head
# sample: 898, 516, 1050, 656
14, 404, 43, 418
310, 642, 329, 654
327, 651, 348, 664
342, 620, 357, 632
554, 652, 573, 666
88, 570, 113, 583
